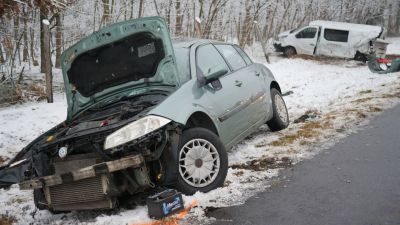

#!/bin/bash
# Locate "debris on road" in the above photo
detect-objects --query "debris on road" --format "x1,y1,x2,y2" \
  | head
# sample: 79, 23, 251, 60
294, 110, 321, 123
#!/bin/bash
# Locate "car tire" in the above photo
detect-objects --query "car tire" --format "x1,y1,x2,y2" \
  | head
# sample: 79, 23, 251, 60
284, 47, 296, 58
267, 88, 289, 131
175, 127, 228, 195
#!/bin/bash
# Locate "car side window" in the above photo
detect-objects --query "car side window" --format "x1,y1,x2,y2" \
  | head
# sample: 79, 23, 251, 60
196, 44, 230, 77
233, 45, 253, 65
323, 29, 349, 42
295, 27, 317, 39
215, 44, 247, 71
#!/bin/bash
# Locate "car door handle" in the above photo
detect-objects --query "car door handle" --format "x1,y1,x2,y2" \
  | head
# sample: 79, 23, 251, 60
235, 81, 242, 87
310, 44, 315, 46
255, 71, 261, 76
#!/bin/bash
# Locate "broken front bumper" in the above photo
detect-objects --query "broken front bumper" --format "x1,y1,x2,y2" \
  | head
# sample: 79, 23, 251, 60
273, 43, 284, 52
19, 154, 144, 189
20, 154, 144, 211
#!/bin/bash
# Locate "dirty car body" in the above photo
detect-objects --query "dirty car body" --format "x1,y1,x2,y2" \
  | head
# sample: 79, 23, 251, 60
0, 17, 289, 212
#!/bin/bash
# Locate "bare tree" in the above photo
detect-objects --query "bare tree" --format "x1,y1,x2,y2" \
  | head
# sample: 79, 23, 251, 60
175, 0, 183, 36
138, 0, 144, 18
22, 6, 29, 62
42, 20, 53, 103
55, 13, 62, 68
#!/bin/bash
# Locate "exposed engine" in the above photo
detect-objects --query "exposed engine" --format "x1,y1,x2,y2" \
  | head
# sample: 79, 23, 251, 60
19, 91, 178, 211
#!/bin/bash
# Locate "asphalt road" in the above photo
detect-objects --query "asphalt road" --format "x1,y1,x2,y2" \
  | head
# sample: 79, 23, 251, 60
209, 104, 400, 225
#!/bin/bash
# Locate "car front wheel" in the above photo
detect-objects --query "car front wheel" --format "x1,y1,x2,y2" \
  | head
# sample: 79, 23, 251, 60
267, 88, 289, 131
175, 127, 228, 195
284, 47, 296, 58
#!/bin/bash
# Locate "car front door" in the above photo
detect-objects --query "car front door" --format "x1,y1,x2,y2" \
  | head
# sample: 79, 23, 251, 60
195, 44, 261, 146
293, 26, 319, 55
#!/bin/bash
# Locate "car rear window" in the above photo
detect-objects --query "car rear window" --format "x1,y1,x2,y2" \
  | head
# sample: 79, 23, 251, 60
324, 29, 349, 42
215, 44, 247, 71
233, 45, 252, 65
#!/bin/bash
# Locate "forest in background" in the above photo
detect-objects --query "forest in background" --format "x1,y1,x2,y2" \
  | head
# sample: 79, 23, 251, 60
0, 0, 399, 103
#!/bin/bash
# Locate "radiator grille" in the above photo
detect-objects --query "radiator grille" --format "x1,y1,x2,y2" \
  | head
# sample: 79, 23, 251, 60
45, 154, 115, 211
49, 176, 104, 205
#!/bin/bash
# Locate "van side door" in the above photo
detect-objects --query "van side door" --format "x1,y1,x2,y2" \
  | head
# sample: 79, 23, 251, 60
318, 28, 351, 58
293, 26, 319, 55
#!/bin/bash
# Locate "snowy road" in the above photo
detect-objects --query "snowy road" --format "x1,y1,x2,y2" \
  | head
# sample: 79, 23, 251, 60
0, 49, 400, 224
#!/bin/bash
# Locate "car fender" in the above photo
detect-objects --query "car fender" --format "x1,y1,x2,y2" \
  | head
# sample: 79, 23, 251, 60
149, 80, 221, 134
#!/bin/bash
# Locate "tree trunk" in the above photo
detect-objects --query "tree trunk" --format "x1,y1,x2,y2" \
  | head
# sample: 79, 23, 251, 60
93, 0, 98, 31
254, 22, 270, 63
30, 10, 38, 66
14, 13, 21, 65
166, 0, 172, 26
55, 13, 63, 68
239, 1, 252, 48
40, 11, 46, 73
396, 2, 400, 34
0, 44, 4, 63
138, 0, 144, 18
43, 21, 53, 103
22, 7, 29, 62
175, 0, 183, 36
100, 0, 111, 27
153, 0, 160, 16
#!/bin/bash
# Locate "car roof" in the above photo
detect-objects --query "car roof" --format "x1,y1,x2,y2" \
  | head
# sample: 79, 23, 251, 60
310, 20, 382, 33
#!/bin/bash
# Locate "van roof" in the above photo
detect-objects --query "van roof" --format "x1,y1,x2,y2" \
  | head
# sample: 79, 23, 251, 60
309, 20, 382, 33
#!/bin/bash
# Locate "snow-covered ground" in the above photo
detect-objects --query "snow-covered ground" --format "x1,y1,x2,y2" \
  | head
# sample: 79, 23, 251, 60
386, 37, 400, 55
1, 42, 400, 224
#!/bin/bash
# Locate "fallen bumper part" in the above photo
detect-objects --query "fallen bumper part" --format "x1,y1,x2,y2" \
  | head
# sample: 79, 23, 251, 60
273, 43, 284, 52
368, 56, 400, 74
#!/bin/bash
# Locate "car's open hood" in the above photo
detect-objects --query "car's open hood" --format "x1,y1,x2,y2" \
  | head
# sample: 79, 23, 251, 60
61, 17, 179, 120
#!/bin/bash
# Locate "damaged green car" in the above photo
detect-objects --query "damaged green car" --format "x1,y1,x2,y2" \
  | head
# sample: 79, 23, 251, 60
0, 16, 289, 212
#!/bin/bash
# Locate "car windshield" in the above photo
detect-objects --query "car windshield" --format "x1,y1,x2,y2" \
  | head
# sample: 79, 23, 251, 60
174, 47, 191, 84
290, 28, 299, 33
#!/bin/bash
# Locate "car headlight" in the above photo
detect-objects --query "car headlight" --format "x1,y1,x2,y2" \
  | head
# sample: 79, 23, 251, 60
104, 115, 171, 149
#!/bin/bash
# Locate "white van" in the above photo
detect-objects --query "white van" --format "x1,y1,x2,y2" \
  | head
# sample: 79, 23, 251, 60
274, 20, 385, 60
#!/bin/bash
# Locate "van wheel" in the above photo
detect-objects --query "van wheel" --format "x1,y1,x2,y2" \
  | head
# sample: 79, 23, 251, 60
267, 88, 289, 131
284, 47, 296, 58
175, 127, 228, 195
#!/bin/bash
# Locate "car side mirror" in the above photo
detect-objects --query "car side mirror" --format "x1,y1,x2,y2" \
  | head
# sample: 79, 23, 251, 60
198, 65, 228, 87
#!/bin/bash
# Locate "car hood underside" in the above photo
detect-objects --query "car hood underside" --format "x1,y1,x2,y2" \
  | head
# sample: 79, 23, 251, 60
68, 32, 165, 97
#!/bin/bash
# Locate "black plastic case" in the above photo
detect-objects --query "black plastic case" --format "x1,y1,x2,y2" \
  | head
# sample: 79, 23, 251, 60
146, 189, 184, 219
